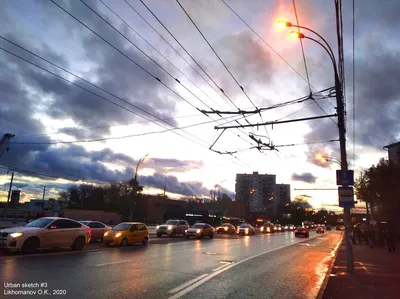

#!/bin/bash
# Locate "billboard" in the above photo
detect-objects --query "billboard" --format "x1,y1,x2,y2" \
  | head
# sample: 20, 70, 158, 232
351, 207, 367, 214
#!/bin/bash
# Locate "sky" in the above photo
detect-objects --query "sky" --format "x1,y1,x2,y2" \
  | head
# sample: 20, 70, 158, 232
1, 0, 399, 210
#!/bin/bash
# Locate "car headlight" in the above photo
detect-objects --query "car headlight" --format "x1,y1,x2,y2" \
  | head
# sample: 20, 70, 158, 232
278, 227, 282, 231
185, 229, 188, 233
10, 232, 23, 238
260, 227, 264, 231
196, 229, 201, 233
245, 228, 249, 233
267, 227, 270, 232
167, 225, 173, 230
115, 232, 122, 237
156, 225, 160, 230
224, 227, 228, 231
104, 231, 109, 236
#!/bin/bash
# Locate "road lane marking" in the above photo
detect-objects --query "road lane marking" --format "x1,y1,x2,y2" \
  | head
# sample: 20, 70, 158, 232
211, 264, 230, 272
168, 274, 209, 294
96, 260, 131, 267
168, 234, 325, 299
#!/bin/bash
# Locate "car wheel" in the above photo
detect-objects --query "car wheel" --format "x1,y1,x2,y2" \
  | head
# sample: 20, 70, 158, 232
21, 237, 40, 254
209, 233, 214, 239
72, 236, 86, 251
142, 237, 149, 246
120, 238, 128, 247
170, 230, 176, 238
156, 233, 162, 238
185, 235, 190, 239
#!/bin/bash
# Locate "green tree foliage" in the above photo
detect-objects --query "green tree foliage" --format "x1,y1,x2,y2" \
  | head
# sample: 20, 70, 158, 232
355, 158, 400, 220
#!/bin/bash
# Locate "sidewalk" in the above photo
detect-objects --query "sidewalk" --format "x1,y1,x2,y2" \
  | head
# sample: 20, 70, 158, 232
323, 240, 400, 299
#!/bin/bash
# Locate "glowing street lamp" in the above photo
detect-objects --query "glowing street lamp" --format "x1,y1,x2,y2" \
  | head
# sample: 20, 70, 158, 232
315, 153, 341, 166
288, 31, 304, 40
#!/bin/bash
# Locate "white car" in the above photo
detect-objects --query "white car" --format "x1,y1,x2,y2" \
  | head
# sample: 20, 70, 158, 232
0, 217, 91, 254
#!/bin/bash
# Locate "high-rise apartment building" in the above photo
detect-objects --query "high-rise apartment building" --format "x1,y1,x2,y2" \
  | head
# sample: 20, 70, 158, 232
274, 184, 291, 217
235, 172, 276, 214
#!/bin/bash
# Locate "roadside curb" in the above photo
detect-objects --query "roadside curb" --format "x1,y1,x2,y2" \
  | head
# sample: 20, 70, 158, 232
316, 234, 344, 299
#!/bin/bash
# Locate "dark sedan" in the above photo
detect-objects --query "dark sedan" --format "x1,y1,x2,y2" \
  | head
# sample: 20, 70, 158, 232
295, 227, 309, 238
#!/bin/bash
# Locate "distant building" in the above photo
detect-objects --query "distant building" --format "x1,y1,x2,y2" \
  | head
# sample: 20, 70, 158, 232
235, 172, 276, 214
383, 140, 400, 167
274, 184, 291, 218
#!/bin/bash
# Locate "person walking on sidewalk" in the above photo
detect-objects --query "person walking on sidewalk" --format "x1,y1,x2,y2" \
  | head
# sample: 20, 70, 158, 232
367, 224, 376, 249
386, 221, 396, 253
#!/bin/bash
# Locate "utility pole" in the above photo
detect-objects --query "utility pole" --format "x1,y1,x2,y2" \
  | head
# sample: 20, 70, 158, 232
163, 170, 168, 197
0, 133, 15, 159
42, 186, 46, 202
5, 171, 14, 217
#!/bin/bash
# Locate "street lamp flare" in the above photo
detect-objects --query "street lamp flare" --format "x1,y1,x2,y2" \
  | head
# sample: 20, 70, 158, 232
276, 19, 292, 29
289, 31, 304, 40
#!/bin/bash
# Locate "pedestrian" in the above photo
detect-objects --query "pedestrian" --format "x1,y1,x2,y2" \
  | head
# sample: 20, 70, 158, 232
355, 225, 362, 244
367, 224, 376, 249
386, 221, 396, 253
26, 212, 31, 223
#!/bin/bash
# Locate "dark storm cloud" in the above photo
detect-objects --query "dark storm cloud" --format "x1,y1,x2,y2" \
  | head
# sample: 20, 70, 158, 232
141, 172, 213, 197
1, 0, 181, 143
291, 172, 317, 184
296, 0, 400, 157
148, 158, 204, 173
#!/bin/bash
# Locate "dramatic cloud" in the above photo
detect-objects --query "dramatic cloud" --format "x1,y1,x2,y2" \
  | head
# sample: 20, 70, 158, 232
291, 172, 317, 184
147, 158, 204, 173
141, 172, 216, 197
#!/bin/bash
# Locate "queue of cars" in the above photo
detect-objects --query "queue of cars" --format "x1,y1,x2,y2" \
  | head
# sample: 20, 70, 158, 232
0, 216, 331, 254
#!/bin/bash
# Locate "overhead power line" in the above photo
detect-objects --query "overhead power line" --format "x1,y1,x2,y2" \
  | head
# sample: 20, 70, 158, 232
292, 0, 337, 126
13, 113, 202, 140
138, 0, 241, 111
292, 0, 311, 94
10, 114, 244, 145
49, 0, 256, 166
175, 0, 270, 138
220, 0, 310, 89
0, 164, 79, 181
81, 0, 257, 151
0, 44, 207, 147
98, 0, 223, 110
80, 0, 214, 111
124, 0, 232, 109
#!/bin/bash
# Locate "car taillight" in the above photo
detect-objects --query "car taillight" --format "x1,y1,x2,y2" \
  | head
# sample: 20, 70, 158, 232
294, 229, 298, 233
302, 229, 306, 233
87, 228, 92, 234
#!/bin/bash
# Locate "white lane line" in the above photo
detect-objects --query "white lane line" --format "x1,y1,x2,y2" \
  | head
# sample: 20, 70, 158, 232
211, 264, 230, 272
168, 274, 209, 294
96, 260, 131, 267
168, 234, 324, 299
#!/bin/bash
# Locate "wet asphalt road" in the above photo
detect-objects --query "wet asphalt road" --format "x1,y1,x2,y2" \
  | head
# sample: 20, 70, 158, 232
1, 231, 342, 299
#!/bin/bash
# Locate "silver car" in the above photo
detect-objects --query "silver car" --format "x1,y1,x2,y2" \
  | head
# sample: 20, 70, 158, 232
156, 219, 189, 237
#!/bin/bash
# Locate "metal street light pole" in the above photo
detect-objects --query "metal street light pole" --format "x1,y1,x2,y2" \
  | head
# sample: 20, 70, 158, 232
131, 153, 149, 221
163, 169, 168, 197
276, 20, 353, 273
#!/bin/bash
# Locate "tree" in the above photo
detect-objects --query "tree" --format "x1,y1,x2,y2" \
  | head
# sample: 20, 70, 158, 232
355, 158, 400, 221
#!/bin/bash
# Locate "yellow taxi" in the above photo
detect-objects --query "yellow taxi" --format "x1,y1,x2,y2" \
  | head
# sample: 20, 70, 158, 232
103, 222, 149, 247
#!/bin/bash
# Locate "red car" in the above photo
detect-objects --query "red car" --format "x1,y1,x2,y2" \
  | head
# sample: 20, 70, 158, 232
295, 227, 309, 238
316, 226, 325, 234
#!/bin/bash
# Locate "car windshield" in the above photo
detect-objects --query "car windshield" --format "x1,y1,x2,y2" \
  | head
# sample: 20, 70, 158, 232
80, 221, 90, 225
240, 224, 250, 228
113, 223, 131, 231
166, 220, 179, 225
221, 223, 231, 227
192, 224, 204, 228
25, 218, 54, 228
